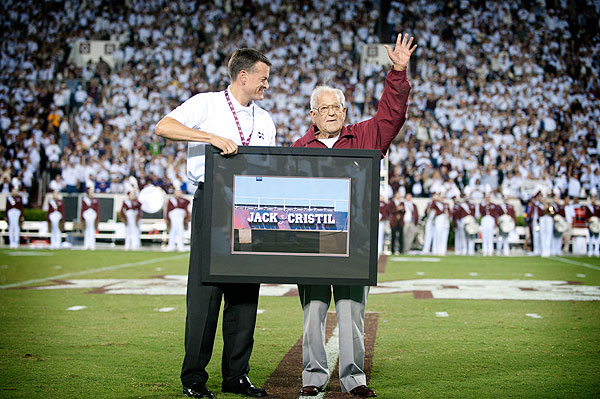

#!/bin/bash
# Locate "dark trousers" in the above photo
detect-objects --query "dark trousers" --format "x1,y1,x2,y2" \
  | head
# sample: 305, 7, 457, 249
181, 183, 260, 387
391, 224, 403, 253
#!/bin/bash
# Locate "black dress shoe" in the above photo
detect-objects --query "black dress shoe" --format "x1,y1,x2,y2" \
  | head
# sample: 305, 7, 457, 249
222, 375, 268, 397
350, 385, 377, 397
182, 382, 214, 398
300, 385, 324, 396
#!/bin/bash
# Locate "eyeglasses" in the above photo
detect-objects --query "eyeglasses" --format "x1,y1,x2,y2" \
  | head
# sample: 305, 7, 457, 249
314, 104, 344, 116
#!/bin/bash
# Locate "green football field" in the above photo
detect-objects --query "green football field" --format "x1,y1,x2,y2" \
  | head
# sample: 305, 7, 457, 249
1, 249, 599, 398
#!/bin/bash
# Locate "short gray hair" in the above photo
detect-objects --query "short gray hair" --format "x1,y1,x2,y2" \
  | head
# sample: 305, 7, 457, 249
310, 86, 346, 110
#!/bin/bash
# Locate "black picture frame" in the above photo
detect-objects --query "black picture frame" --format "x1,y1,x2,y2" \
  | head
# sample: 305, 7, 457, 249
201, 146, 380, 286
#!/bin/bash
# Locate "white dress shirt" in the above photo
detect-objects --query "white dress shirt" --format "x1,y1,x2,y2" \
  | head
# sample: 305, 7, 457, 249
166, 86, 276, 184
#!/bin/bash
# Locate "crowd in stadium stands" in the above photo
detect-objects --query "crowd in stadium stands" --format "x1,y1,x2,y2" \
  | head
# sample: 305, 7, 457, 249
0, 0, 599, 207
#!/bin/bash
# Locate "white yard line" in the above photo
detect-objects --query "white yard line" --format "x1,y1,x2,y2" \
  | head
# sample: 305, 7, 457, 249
0, 254, 187, 289
299, 325, 340, 399
552, 256, 600, 271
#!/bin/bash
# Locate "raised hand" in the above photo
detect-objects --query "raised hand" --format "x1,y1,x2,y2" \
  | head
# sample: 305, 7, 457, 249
384, 33, 417, 71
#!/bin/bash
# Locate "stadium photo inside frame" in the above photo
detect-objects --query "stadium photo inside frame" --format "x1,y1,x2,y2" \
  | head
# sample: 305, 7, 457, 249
232, 175, 350, 256
200, 146, 380, 286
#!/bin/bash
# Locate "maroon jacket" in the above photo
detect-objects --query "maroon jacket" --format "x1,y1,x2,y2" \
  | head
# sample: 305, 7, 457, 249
46, 198, 65, 223
553, 201, 565, 218
432, 200, 449, 217
388, 199, 404, 227
120, 199, 142, 224
453, 202, 475, 225
479, 202, 498, 223
5, 194, 24, 214
81, 196, 100, 220
291, 69, 411, 157
584, 203, 600, 221
166, 197, 190, 224
496, 202, 516, 222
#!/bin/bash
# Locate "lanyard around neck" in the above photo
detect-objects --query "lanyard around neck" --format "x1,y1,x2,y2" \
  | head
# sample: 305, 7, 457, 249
224, 90, 254, 146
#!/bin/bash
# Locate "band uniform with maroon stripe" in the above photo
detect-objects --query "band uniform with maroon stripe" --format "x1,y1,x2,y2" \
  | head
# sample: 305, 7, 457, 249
120, 191, 142, 250
432, 194, 450, 256
550, 194, 565, 256
81, 188, 100, 250
166, 189, 190, 252
421, 195, 436, 254
5, 185, 24, 248
496, 197, 516, 256
584, 193, 600, 257
452, 197, 467, 255
478, 196, 498, 256
47, 191, 65, 249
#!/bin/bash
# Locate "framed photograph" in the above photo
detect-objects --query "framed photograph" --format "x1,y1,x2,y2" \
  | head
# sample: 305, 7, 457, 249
201, 146, 380, 286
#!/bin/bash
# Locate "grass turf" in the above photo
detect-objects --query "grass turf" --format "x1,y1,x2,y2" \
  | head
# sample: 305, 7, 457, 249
0, 249, 599, 398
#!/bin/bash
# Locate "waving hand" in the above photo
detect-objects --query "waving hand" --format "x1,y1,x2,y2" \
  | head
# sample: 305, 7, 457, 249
384, 33, 417, 72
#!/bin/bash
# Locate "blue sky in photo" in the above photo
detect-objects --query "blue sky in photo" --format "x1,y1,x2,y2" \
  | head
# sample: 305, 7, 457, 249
234, 175, 350, 211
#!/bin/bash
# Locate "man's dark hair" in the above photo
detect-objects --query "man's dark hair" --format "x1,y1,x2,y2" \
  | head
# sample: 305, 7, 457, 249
227, 48, 272, 81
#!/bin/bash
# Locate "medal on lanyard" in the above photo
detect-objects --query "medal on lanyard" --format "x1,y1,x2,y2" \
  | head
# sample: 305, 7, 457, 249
224, 90, 254, 146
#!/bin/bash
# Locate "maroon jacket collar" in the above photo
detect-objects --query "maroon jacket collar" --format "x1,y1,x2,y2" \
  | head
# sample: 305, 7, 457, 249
300, 124, 355, 146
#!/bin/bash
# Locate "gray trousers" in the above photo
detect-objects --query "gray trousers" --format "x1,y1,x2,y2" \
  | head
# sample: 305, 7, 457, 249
298, 285, 369, 393
403, 222, 418, 253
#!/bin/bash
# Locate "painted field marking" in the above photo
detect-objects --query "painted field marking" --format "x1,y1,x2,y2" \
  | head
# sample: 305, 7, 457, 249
23, 277, 600, 301
469, 272, 478, 276
552, 257, 600, 271
436, 312, 449, 318
416, 272, 425, 276
155, 307, 175, 312
390, 257, 441, 262
524, 273, 533, 277
5, 251, 54, 256
257, 309, 265, 314
577, 274, 586, 278
525, 313, 543, 319
66, 305, 87, 311
0, 253, 187, 289
300, 325, 340, 399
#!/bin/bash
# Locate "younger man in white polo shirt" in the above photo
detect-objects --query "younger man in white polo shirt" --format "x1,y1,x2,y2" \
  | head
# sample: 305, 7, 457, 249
156, 48, 275, 399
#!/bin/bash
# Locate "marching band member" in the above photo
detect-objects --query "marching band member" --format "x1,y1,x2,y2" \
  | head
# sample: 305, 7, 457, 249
5, 185, 24, 248
388, 191, 404, 254
478, 195, 497, 256
539, 194, 554, 257
452, 196, 467, 255
562, 196, 576, 253
526, 192, 542, 255
550, 193, 566, 256
378, 194, 388, 255
401, 193, 419, 253
120, 190, 142, 250
459, 195, 478, 256
432, 192, 450, 256
81, 187, 100, 250
585, 191, 600, 257
166, 188, 190, 252
47, 190, 65, 249
496, 195, 516, 256
452, 196, 465, 255
421, 194, 437, 254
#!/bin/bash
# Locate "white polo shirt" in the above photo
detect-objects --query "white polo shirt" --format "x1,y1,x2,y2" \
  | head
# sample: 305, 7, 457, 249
166, 86, 276, 184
